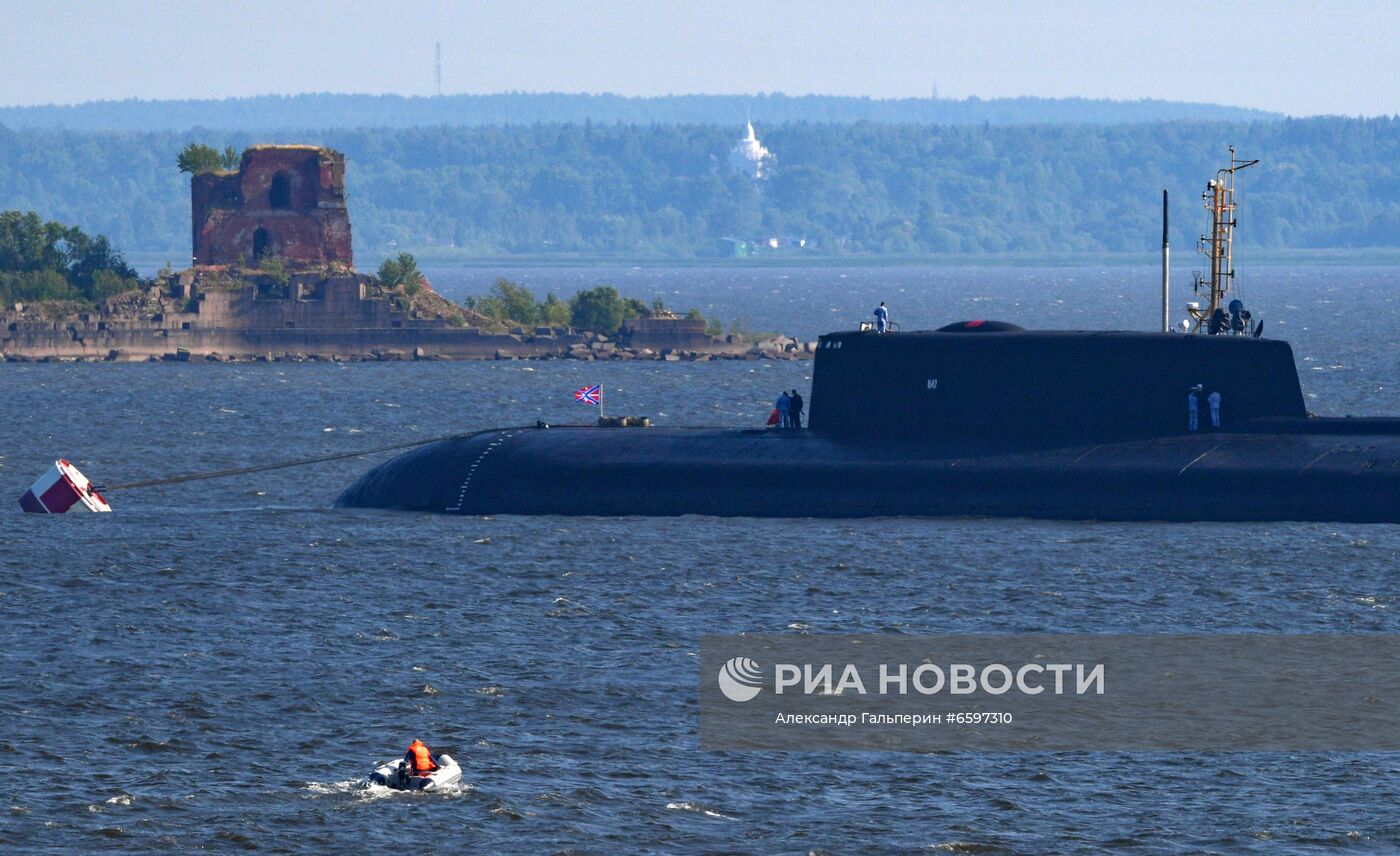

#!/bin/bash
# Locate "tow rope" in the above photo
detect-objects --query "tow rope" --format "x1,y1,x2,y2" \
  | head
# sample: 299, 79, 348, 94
103, 426, 540, 491
20, 419, 714, 512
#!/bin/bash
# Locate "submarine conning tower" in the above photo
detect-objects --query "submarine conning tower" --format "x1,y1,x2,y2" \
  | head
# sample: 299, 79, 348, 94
808, 322, 1307, 446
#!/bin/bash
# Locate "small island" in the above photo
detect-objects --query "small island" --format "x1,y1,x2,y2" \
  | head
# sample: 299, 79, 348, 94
1, 145, 811, 363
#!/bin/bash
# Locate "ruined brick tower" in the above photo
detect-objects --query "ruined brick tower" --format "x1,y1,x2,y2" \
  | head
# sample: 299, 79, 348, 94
191, 145, 353, 268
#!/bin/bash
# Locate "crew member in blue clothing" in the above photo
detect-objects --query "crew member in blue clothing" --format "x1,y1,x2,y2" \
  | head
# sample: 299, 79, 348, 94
874, 302, 889, 333
775, 390, 791, 428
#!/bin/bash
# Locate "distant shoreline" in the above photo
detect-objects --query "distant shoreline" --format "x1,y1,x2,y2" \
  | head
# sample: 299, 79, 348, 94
125, 249, 1400, 274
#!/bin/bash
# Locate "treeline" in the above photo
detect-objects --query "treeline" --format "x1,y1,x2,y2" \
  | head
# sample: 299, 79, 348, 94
2, 117, 1400, 257
0, 210, 140, 306
465, 277, 717, 336
0, 92, 1278, 132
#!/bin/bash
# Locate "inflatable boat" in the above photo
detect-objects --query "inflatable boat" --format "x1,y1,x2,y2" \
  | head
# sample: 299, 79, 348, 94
368, 753, 462, 791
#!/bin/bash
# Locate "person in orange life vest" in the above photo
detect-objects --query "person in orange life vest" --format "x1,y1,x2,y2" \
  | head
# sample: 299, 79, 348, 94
403, 739, 438, 775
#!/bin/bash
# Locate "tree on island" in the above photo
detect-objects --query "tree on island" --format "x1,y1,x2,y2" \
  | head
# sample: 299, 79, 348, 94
376, 251, 426, 297
177, 143, 240, 174
540, 293, 571, 326
0, 210, 141, 306
568, 285, 629, 334
375, 251, 429, 316
460, 279, 664, 334
465, 278, 540, 326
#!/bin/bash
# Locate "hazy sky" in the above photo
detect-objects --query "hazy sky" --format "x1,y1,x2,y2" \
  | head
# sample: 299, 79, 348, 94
2, 0, 1398, 115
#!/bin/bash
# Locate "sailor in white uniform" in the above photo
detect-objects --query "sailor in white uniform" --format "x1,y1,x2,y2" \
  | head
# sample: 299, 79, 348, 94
874, 302, 889, 334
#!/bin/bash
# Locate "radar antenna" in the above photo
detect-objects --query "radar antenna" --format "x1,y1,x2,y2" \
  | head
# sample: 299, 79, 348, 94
1185, 147, 1258, 334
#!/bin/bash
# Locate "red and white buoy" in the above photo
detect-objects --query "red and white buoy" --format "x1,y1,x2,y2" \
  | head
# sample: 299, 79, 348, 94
18, 459, 111, 513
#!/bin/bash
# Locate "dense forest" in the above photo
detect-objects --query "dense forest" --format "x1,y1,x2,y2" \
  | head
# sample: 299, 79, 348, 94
0, 92, 1278, 132
2, 117, 1398, 257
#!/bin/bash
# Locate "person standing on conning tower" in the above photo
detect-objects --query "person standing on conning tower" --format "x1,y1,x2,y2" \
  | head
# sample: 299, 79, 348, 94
1208, 390, 1223, 430
775, 390, 791, 428
1188, 385, 1202, 432
874, 302, 889, 334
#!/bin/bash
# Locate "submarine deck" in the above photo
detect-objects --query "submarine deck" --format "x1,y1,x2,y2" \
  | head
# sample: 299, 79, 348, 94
335, 423, 1400, 522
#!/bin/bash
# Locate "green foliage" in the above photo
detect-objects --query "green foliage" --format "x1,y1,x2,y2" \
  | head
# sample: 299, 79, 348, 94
725, 316, 776, 344
490, 277, 539, 325
0, 211, 139, 306
260, 255, 289, 287
467, 278, 541, 325
706, 315, 724, 337
568, 285, 627, 334
461, 278, 670, 332
89, 269, 133, 300
376, 251, 425, 292
540, 293, 571, 326
685, 307, 705, 321
469, 294, 505, 322
0, 210, 67, 272
0, 269, 77, 303
10, 118, 1400, 255
177, 143, 226, 174
221, 146, 240, 170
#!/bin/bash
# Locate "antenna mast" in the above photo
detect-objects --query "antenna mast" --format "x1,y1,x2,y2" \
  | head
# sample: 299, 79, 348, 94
1187, 146, 1258, 333
1161, 189, 1170, 333
434, 42, 442, 96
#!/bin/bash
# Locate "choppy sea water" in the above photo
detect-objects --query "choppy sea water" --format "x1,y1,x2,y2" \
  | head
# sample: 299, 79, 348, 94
2, 265, 1398, 853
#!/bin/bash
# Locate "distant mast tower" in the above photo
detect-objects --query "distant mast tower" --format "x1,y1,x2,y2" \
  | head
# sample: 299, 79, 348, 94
434, 42, 442, 96
1186, 147, 1259, 334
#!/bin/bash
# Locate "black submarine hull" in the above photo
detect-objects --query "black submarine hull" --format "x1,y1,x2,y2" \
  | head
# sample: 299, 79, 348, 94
337, 327, 1400, 523
335, 423, 1400, 522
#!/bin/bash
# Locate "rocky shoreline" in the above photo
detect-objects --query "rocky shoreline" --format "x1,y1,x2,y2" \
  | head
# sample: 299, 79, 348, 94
3, 268, 815, 364
1, 327, 816, 364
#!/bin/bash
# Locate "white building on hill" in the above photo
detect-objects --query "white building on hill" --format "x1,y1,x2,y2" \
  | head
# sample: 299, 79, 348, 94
729, 121, 772, 180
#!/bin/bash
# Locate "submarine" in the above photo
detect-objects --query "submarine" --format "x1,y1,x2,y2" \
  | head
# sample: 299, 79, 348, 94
336, 152, 1400, 523
335, 322, 1399, 523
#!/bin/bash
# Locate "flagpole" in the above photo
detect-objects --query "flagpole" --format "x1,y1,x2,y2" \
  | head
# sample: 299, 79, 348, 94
599, 385, 604, 421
